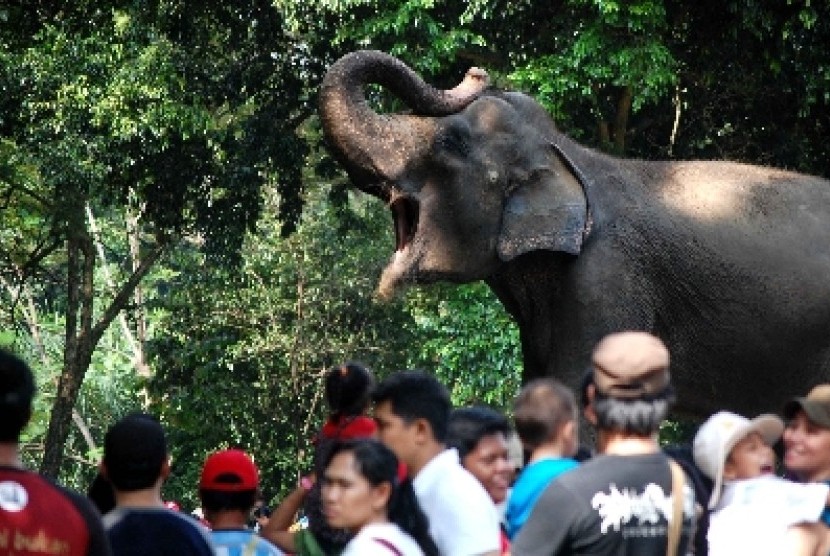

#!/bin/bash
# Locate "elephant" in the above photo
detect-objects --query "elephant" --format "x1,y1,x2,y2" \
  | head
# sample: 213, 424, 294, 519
319, 49, 830, 419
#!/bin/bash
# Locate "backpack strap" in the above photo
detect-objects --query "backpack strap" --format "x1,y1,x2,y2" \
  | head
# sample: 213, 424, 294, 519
373, 537, 404, 556
667, 458, 686, 556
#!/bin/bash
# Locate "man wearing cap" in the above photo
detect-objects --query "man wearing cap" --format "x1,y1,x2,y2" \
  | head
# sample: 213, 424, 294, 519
783, 384, 830, 526
100, 412, 214, 555
513, 331, 696, 556
199, 448, 283, 555
0, 348, 112, 555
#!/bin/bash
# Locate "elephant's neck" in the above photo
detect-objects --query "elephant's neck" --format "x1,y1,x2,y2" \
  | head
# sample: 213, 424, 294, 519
486, 251, 571, 380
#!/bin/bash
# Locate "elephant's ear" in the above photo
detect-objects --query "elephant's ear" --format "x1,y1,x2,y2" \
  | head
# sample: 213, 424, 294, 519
497, 151, 588, 261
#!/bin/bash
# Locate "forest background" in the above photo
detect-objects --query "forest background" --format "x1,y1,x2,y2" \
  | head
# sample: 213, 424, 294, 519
1, 0, 828, 510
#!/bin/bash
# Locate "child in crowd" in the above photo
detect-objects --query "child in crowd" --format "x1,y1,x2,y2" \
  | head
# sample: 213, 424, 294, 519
318, 362, 377, 442
505, 378, 579, 539
199, 449, 283, 555
693, 411, 830, 556
263, 362, 376, 555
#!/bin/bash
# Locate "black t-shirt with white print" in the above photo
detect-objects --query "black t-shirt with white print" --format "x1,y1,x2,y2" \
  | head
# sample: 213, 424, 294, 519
512, 452, 695, 556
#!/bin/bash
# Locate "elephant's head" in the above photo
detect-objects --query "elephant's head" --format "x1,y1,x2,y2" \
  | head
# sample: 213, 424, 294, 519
320, 50, 588, 298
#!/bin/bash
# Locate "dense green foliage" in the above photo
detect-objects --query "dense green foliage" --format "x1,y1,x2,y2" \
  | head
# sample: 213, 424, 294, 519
1, 0, 829, 502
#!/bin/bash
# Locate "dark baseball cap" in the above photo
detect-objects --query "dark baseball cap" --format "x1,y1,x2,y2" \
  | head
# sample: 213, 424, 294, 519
784, 384, 830, 428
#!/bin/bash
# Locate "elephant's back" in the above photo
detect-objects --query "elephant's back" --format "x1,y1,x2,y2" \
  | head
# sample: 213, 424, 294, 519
647, 159, 830, 230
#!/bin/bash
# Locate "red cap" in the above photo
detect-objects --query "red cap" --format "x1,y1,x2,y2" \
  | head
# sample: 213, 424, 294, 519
199, 449, 259, 492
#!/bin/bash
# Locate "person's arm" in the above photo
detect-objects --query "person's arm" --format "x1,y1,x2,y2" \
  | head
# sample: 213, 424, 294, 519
782, 522, 828, 556
260, 477, 313, 553
512, 481, 576, 556
264, 530, 297, 554
267, 483, 309, 531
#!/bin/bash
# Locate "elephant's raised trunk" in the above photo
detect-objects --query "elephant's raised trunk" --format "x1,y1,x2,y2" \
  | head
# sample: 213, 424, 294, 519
319, 50, 488, 197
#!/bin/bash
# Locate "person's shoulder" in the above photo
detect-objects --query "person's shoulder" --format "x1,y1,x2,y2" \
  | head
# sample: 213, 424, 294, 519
0, 468, 110, 554
163, 509, 214, 554
346, 524, 423, 556
4, 469, 103, 523
414, 449, 460, 490
2, 467, 79, 503
531, 457, 617, 505
526, 457, 580, 478
440, 458, 492, 496
512, 458, 579, 501
107, 507, 213, 550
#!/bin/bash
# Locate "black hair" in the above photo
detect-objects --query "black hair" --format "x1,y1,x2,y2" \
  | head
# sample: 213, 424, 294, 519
590, 386, 675, 436
252, 505, 272, 519
371, 371, 451, 441
325, 362, 374, 419
199, 489, 257, 514
446, 406, 512, 460
87, 472, 116, 515
325, 439, 439, 556
513, 378, 577, 451
103, 412, 167, 492
0, 349, 35, 442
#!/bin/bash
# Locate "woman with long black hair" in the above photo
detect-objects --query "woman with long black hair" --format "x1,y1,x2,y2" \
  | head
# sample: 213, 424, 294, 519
322, 438, 439, 556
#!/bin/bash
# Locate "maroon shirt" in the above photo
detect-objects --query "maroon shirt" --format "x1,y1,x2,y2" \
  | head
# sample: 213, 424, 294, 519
0, 466, 111, 555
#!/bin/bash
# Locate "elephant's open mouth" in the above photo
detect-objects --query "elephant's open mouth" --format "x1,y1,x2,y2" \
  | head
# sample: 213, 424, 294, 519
391, 197, 419, 252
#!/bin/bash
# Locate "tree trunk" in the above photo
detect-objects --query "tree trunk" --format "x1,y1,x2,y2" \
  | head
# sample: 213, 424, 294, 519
39, 227, 167, 479
613, 85, 633, 153
40, 231, 94, 479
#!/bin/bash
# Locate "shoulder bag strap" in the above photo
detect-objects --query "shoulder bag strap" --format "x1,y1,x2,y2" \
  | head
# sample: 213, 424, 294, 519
373, 537, 404, 556
667, 458, 686, 556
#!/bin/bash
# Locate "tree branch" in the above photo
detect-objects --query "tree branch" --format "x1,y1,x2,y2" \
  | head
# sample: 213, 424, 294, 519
89, 241, 168, 348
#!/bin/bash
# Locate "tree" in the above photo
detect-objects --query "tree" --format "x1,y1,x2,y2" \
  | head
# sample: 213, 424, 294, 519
0, 0, 319, 478
4, 0, 829, 487
146, 183, 410, 503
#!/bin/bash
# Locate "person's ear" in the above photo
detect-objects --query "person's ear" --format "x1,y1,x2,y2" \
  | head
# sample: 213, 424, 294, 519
160, 456, 172, 480
372, 481, 392, 512
584, 385, 598, 425
99, 461, 108, 480
413, 418, 432, 444
560, 420, 577, 456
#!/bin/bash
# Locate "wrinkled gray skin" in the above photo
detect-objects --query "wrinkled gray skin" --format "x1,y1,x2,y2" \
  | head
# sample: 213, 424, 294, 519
319, 50, 830, 418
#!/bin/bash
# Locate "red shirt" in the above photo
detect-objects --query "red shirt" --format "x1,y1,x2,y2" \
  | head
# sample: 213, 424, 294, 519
0, 466, 111, 555
319, 415, 377, 441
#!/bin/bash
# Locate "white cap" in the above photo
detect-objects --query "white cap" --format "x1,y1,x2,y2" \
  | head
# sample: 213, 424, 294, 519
692, 411, 783, 509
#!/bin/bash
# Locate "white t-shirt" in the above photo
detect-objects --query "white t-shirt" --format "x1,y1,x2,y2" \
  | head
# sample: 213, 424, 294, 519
341, 522, 424, 556
413, 448, 501, 556
708, 475, 830, 556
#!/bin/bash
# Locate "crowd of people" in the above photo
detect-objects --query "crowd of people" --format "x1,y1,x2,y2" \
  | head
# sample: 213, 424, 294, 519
4, 330, 830, 555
